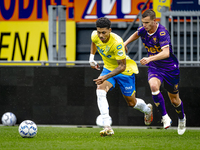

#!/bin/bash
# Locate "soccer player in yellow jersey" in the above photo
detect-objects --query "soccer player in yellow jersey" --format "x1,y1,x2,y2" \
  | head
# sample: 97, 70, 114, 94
89, 17, 153, 137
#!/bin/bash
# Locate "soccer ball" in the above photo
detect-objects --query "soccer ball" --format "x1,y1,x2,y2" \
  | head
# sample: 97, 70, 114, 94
1, 112, 17, 126
18, 120, 37, 138
96, 115, 112, 127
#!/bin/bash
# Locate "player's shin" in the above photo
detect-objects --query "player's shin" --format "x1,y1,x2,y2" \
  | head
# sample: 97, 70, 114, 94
152, 91, 167, 116
174, 100, 185, 119
96, 89, 111, 126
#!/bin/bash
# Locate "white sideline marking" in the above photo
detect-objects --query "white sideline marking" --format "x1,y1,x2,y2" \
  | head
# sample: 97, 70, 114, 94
1, 124, 200, 130
38, 125, 200, 130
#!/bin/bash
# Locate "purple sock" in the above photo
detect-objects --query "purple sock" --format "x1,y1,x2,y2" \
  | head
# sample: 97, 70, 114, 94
174, 101, 185, 119
152, 92, 167, 116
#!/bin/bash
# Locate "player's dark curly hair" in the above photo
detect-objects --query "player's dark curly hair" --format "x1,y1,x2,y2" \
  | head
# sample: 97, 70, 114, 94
142, 9, 156, 20
96, 17, 111, 29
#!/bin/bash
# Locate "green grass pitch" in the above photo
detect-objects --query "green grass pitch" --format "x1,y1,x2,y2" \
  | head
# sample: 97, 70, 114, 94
0, 126, 200, 150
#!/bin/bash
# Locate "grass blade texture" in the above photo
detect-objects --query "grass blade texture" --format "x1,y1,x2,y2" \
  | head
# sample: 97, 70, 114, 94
0, 126, 199, 150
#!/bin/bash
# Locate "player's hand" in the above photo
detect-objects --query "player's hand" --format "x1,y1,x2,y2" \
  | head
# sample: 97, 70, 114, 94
140, 57, 150, 65
89, 54, 100, 70
90, 63, 100, 70
93, 76, 105, 85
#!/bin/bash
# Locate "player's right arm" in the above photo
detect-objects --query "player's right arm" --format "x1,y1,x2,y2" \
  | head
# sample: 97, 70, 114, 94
93, 58, 126, 85
90, 41, 97, 55
89, 41, 100, 70
140, 47, 170, 65
124, 31, 140, 50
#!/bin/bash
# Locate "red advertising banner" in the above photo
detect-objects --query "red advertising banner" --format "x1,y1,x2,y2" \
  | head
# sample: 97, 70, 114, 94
74, 0, 153, 22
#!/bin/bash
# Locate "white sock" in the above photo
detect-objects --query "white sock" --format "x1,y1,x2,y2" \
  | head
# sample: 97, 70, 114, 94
133, 98, 151, 114
162, 114, 169, 119
96, 89, 111, 126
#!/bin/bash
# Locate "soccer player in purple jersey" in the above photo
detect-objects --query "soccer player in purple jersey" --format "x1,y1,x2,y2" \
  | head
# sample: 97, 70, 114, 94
124, 9, 186, 135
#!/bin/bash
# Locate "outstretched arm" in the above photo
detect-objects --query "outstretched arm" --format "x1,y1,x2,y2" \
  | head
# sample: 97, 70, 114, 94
124, 31, 140, 47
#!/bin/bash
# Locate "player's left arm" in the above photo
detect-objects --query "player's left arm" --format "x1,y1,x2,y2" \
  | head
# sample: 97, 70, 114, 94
93, 58, 126, 85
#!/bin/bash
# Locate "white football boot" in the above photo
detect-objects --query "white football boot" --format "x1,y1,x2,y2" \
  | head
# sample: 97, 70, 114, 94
162, 114, 172, 129
178, 114, 186, 135
144, 103, 153, 125
100, 126, 114, 137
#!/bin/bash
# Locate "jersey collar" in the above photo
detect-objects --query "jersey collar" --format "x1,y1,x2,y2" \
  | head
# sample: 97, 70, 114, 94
147, 23, 159, 36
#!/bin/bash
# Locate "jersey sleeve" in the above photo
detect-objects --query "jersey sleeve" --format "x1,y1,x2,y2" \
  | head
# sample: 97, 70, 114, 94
91, 30, 98, 43
113, 41, 126, 60
158, 29, 170, 48
137, 26, 145, 36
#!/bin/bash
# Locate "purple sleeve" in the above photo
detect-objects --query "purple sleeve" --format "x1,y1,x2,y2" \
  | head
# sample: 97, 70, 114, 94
137, 26, 146, 37
158, 29, 170, 48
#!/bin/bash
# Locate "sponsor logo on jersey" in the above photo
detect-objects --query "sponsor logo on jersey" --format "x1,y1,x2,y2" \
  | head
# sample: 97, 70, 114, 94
125, 86, 132, 90
160, 40, 169, 45
97, 46, 111, 58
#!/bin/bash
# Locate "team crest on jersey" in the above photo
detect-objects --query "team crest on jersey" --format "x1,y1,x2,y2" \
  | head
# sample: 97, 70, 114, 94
153, 37, 158, 44
174, 84, 179, 92
105, 45, 110, 52
160, 31, 166, 36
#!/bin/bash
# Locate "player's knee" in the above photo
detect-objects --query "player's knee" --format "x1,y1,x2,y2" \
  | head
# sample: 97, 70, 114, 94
96, 85, 110, 92
127, 102, 135, 107
150, 84, 159, 92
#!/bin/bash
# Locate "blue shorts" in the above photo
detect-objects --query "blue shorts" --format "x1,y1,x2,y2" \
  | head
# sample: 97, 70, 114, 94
100, 68, 136, 96
148, 67, 180, 94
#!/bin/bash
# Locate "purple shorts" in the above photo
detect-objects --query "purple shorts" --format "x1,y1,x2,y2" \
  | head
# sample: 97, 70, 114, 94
148, 67, 180, 94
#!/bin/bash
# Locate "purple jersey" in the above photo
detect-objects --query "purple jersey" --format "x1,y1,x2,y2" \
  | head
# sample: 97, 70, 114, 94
137, 23, 179, 73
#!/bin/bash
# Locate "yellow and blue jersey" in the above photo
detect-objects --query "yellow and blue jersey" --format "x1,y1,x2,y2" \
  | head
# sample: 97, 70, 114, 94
91, 31, 138, 76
